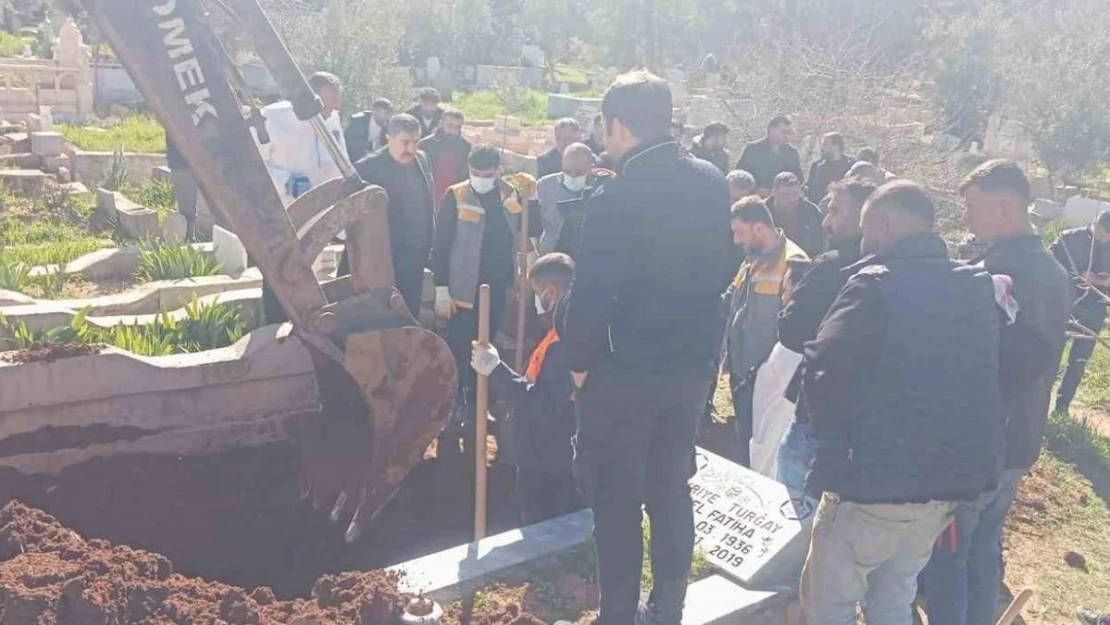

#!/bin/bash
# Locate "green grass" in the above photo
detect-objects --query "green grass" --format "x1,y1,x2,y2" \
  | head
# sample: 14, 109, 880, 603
56, 115, 166, 153
0, 297, 246, 356
454, 89, 549, 125
0, 239, 109, 268
0, 215, 103, 247
135, 242, 222, 281
0, 31, 24, 57
122, 179, 177, 216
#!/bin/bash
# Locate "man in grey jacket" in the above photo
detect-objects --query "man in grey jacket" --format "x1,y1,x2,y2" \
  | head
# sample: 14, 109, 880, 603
536, 143, 594, 255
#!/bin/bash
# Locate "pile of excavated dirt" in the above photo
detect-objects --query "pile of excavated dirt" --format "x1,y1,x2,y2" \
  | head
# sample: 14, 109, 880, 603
1, 342, 101, 364
0, 501, 410, 624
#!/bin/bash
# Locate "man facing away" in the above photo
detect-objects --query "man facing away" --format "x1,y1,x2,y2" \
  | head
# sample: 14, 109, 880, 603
798, 181, 1005, 625
724, 197, 808, 467
806, 131, 855, 205
735, 114, 804, 195
1051, 210, 1110, 415
726, 170, 757, 204
923, 160, 1070, 625
536, 143, 594, 255
407, 86, 444, 138
471, 253, 581, 526
351, 114, 435, 316
689, 122, 731, 175
433, 145, 536, 420
560, 70, 732, 625
766, 172, 825, 258
775, 176, 875, 493
538, 118, 583, 179
420, 108, 472, 203
256, 71, 348, 207
345, 97, 393, 163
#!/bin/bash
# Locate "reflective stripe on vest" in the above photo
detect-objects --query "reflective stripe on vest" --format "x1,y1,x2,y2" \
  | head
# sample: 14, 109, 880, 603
447, 180, 523, 308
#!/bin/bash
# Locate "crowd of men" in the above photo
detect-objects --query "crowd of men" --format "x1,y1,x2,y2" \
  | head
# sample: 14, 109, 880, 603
168, 68, 1110, 625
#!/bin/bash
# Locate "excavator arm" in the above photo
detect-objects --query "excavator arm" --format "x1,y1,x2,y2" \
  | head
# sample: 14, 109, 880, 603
77, 0, 457, 540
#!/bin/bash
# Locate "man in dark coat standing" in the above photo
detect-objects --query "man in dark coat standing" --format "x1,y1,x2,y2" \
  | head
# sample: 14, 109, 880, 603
345, 98, 393, 163
766, 172, 825, 257
352, 114, 436, 316
735, 114, 804, 194
537, 117, 583, 178
805, 131, 854, 205
561, 70, 732, 625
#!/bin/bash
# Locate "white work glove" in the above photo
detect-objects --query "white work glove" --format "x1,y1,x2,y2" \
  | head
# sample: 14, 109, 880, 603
435, 286, 457, 319
471, 341, 501, 377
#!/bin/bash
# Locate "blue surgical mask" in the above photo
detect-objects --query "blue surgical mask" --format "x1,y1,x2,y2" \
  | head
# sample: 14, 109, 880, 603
470, 176, 496, 194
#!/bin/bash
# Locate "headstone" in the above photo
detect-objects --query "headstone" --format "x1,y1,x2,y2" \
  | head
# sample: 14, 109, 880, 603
1064, 195, 1110, 228
426, 56, 441, 79
151, 165, 172, 182
3, 7, 19, 36
57, 167, 72, 184
3, 132, 30, 153
30, 131, 65, 157
37, 106, 53, 132
25, 113, 43, 133
689, 448, 814, 589
212, 224, 248, 276
57, 17, 84, 68
521, 44, 545, 68
162, 211, 188, 244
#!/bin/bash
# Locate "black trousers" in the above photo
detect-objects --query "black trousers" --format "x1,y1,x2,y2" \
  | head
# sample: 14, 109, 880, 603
574, 360, 714, 625
1057, 302, 1107, 412
516, 466, 581, 527
445, 282, 507, 408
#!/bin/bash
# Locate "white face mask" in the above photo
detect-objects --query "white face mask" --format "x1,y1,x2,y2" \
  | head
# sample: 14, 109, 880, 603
470, 176, 496, 194
534, 293, 547, 315
563, 174, 587, 192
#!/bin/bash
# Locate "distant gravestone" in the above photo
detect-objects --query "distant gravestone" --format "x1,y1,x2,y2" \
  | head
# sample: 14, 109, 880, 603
162, 212, 188, 244
690, 449, 814, 589
212, 224, 248, 276
426, 56, 441, 79
30, 131, 64, 157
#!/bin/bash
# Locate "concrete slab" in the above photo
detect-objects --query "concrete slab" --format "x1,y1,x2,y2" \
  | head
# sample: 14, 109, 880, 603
64, 247, 141, 281
71, 151, 167, 186
391, 509, 594, 598
42, 153, 69, 174
0, 168, 48, 195
0, 325, 318, 474
683, 575, 791, 625
162, 212, 188, 244
59, 181, 87, 195
30, 131, 65, 157
0, 152, 41, 169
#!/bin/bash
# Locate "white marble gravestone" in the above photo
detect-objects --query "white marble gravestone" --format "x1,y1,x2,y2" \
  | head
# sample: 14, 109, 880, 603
690, 448, 815, 590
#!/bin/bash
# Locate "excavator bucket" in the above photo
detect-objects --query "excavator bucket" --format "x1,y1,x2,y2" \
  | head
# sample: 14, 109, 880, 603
74, 0, 460, 537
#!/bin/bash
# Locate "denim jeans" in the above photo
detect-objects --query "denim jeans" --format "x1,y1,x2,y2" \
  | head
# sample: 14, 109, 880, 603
776, 420, 815, 494
922, 468, 1025, 625
801, 493, 956, 625
574, 361, 713, 625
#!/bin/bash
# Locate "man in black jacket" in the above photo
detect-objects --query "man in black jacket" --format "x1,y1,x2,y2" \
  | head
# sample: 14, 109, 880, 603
688, 122, 730, 174
799, 181, 1004, 625
775, 176, 874, 492
561, 70, 732, 625
351, 114, 435, 315
406, 87, 444, 138
923, 160, 1070, 625
345, 98, 393, 163
805, 131, 854, 205
537, 117, 582, 178
766, 172, 825, 257
735, 114, 804, 194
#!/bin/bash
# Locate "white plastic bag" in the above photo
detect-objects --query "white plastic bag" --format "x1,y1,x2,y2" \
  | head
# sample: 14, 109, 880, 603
749, 342, 803, 479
